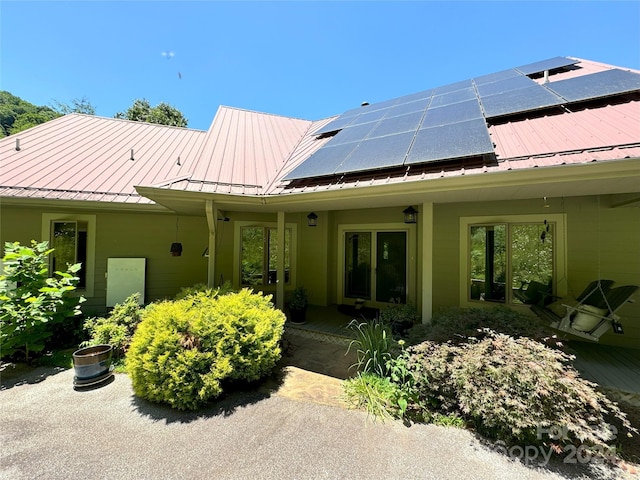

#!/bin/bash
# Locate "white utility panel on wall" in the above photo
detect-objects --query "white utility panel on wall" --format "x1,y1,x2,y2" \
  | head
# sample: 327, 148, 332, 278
106, 258, 146, 307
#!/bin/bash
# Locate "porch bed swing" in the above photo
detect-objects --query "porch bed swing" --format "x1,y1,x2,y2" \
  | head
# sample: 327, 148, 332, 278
530, 280, 638, 342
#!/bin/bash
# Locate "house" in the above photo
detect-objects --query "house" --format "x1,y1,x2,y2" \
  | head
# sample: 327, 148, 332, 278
1, 56, 639, 347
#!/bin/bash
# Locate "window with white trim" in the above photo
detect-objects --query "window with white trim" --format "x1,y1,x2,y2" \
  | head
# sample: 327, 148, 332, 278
42, 213, 96, 296
461, 214, 566, 306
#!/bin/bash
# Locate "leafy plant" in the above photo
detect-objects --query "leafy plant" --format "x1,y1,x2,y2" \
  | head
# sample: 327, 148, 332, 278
81, 293, 144, 359
126, 289, 285, 410
347, 319, 393, 377
0, 241, 85, 361
288, 286, 308, 311
378, 301, 420, 337
173, 281, 235, 301
406, 332, 637, 455
343, 373, 401, 421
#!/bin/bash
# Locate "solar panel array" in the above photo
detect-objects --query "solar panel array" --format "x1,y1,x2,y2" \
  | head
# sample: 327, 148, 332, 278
285, 57, 640, 181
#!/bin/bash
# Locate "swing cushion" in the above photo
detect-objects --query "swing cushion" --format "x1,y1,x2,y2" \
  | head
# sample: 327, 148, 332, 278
547, 297, 577, 317
571, 305, 608, 332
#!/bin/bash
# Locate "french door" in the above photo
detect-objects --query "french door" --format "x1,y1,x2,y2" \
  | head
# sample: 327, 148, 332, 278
344, 230, 408, 303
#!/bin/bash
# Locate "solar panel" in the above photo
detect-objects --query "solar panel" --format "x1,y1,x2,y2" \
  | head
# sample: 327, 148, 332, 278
327, 122, 377, 146
335, 132, 415, 174
362, 97, 400, 112
481, 85, 564, 118
430, 87, 477, 107
515, 56, 579, 75
369, 111, 424, 137
433, 79, 473, 96
315, 115, 357, 135
393, 89, 433, 105
473, 69, 521, 85
348, 107, 391, 126
385, 97, 431, 118
406, 118, 493, 165
283, 142, 357, 180
421, 100, 483, 128
545, 69, 640, 103
476, 75, 537, 97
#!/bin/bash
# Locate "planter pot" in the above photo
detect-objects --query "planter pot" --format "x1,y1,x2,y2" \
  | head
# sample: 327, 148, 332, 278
289, 307, 307, 324
72, 344, 113, 387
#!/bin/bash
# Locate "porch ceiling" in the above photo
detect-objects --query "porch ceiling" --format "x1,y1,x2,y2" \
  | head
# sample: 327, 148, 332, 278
135, 158, 640, 216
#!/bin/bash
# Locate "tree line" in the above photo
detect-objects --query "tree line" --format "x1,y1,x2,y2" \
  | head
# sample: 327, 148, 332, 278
0, 92, 188, 137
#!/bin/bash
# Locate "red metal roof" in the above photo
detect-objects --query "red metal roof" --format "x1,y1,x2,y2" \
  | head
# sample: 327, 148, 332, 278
0, 114, 206, 204
1, 57, 638, 206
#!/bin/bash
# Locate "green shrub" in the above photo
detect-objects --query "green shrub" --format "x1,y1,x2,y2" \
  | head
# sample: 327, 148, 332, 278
406, 333, 636, 453
81, 293, 144, 359
347, 319, 394, 377
126, 289, 285, 410
406, 306, 552, 346
173, 281, 235, 301
378, 302, 420, 337
0, 241, 85, 361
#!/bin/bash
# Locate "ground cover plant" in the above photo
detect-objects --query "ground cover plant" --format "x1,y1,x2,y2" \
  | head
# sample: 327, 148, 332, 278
0, 241, 85, 362
126, 288, 285, 410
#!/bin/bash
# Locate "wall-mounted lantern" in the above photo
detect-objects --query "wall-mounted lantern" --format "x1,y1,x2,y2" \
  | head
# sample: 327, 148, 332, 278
170, 242, 183, 256
307, 212, 318, 227
403, 206, 418, 224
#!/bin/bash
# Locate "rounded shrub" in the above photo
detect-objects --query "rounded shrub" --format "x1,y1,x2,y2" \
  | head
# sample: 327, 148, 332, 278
126, 289, 285, 410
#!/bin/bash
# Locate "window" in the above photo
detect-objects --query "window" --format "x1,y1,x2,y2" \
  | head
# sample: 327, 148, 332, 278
461, 214, 566, 306
51, 221, 88, 288
240, 226, 292, 287
42, 214, 95, 296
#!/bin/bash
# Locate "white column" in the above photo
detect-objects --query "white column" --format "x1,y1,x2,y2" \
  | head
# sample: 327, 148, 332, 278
276, 211, 285, 310
421, 202, 434, 323
205, 200, 218, 288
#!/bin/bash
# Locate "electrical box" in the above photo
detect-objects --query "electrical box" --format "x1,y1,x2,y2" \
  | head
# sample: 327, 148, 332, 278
106, 258, 146, 307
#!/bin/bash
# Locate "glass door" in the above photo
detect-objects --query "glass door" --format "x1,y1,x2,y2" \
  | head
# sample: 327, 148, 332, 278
344, 230, 407, 303
376, 231, 407, 303
345, 232, 372, 299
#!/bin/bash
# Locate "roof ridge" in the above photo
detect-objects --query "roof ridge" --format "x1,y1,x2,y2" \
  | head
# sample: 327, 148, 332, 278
66, 113, 207, 132
216, 105, 312, 123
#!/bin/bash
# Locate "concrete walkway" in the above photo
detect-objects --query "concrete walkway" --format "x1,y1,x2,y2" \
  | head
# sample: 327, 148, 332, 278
0, 337, 634, 480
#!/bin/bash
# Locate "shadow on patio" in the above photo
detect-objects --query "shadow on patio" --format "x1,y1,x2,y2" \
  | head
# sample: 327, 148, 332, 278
567, 341, 640, 407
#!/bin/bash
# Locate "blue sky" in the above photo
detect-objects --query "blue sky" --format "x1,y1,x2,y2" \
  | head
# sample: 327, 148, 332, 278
2, 1, 639, 131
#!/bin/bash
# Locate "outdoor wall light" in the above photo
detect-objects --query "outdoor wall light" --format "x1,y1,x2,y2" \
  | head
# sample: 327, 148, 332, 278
403, 206, 418, 224
170, 242, 183, 256
307, 212, 318, 227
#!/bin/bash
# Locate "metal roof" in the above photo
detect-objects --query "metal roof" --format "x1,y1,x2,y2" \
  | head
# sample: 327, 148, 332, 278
0, 114, 206, 204
1, 57, 639, 208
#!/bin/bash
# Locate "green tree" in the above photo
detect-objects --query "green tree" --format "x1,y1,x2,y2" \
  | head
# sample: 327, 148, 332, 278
115, 98, 188, 127
51, 96, 96, 115
0, 241, 85, 362
0, 91, 61, 137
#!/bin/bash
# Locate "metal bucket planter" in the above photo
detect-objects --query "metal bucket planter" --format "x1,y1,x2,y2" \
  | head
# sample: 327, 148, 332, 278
72, 344, 113, 388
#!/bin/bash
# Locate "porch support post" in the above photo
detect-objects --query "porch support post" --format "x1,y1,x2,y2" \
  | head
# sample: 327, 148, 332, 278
421, 202, 434, 323
276, 211, 285, 310
205, 200, 218, 288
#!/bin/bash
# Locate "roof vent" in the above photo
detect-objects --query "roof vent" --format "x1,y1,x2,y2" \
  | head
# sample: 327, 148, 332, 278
15, 138, 21, 151
543, 70, 549, 83
361, 102, 370, 107
130, 148, 135, 161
